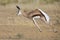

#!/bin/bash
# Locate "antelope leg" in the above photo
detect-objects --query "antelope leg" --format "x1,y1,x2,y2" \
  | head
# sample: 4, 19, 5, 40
33, 17, 42, 32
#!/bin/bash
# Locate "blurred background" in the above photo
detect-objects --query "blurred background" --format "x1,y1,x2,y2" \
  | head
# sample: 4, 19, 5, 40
0, 0, 60, 40
0, 0, 60, 5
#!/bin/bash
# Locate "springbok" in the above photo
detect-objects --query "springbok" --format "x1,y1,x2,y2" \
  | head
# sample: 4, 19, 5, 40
16, 5, 50, 32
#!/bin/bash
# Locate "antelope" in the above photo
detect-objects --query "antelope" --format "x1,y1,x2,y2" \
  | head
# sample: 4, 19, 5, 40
16, 5, 50, 32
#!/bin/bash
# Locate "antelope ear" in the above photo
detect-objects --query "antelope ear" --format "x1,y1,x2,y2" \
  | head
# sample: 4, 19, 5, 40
16, 5, 20, 10
38, 9, 50, 23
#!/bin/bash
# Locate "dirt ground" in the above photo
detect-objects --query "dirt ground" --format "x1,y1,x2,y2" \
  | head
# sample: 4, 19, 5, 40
0, 3, 60, 40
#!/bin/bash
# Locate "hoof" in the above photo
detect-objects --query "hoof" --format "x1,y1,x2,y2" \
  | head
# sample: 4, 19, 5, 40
39, 30, 42, 32
53, 29, 58, 33
54, 30, 58, 33
40, 31, 42, 32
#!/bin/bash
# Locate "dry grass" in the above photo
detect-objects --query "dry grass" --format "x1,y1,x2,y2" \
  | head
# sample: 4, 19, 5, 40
0, 3, 60, 40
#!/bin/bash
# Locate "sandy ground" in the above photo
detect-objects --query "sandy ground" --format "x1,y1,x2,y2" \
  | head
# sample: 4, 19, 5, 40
0, 3, 60, 40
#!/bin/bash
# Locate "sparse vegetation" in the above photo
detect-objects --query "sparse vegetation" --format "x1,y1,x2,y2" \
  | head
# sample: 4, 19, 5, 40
15, 34, 23, 39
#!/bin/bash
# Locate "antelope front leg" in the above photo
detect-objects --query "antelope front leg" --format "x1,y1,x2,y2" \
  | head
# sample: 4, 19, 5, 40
33, 17, 42, 32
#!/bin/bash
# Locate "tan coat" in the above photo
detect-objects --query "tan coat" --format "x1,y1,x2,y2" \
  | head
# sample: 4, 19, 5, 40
22, 9, 46, 21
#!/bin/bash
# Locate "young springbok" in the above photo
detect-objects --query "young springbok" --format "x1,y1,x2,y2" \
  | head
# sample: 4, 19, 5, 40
16, 5, 50, 32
